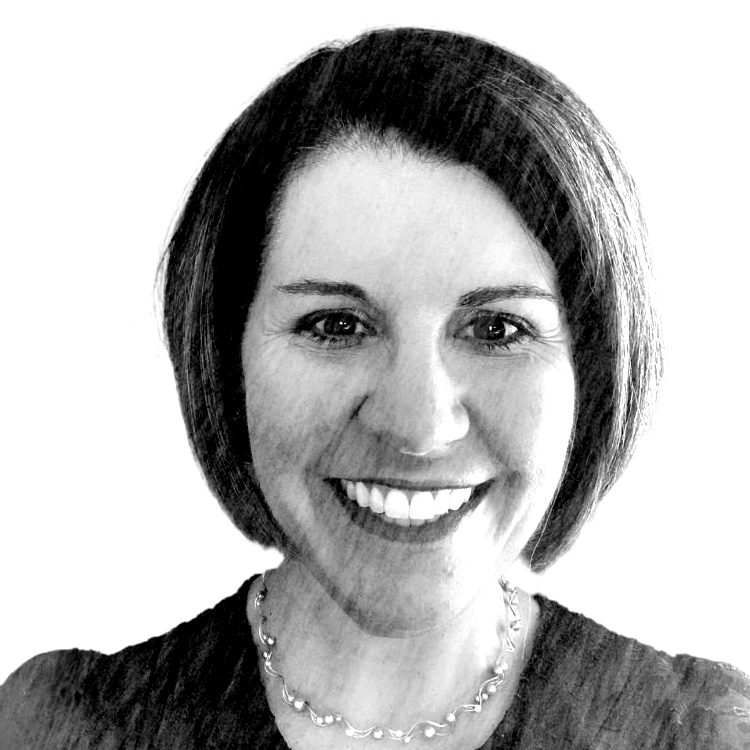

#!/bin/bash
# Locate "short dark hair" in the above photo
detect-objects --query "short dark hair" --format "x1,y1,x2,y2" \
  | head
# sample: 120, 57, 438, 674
162, 27, 662, 571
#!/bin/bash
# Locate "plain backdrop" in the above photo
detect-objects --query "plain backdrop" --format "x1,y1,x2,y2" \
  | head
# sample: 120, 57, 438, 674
1, 1, 748, 684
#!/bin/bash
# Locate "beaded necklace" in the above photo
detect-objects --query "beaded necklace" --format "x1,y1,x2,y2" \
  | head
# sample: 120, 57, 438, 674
254, 576, 521, 743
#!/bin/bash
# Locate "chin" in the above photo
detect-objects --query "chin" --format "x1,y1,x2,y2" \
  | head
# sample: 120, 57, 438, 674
270, 472, 540, 635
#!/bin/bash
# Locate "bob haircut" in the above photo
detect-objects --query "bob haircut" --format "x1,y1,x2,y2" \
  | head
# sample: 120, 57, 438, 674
162, 27, 662, 571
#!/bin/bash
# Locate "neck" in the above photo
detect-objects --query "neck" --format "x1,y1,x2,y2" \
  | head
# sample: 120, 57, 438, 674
249, 559, 517, 732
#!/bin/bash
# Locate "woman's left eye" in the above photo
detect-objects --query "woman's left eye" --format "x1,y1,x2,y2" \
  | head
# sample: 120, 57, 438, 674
457, 312, 528, 351
295, 310, 375, 349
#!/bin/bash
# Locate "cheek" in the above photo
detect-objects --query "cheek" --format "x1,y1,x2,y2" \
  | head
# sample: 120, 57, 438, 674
243, 346, 353, 485
469, 358, 575, 541
477, 356, 576, 471
520, 364, 576, 469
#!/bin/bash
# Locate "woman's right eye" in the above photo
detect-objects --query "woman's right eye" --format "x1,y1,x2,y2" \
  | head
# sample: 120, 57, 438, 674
295, 311, 376, 349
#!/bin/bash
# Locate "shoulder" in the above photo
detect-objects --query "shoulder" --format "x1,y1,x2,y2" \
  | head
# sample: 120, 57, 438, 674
667, 655, 750, 749
0, 647, 111, 750
518, 596, 750, 749
0, 578, 259, 750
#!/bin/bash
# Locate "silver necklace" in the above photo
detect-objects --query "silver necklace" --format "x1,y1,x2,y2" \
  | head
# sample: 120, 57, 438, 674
254, 576, 521, 743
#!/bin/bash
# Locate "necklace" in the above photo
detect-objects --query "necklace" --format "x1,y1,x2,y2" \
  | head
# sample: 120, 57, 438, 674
253, 575, 521, 743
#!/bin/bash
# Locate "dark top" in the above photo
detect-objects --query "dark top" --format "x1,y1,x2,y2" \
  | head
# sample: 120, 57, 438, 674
2, 578, 749, 749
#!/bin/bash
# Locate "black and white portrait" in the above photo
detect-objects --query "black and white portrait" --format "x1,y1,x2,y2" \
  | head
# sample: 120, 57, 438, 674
1, 4, 748, 748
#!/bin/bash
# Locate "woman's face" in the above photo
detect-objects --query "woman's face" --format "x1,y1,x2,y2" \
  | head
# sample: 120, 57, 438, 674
242, 145, 575, 633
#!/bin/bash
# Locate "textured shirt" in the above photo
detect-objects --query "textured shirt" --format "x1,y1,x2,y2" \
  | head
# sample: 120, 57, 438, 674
2, 578, 748, 749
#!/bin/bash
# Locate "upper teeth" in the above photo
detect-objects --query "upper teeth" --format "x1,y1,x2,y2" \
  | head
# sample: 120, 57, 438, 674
342, 480, 474, 526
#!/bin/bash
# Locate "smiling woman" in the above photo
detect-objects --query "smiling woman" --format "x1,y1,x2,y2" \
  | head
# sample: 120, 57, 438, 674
2, 25, 749, 750
242, 145, 576, 642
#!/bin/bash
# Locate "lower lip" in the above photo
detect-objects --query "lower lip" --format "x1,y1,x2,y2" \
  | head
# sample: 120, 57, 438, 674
327, 480, 493, 544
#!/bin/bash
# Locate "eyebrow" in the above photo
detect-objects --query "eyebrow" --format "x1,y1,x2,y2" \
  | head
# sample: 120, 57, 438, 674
276, 279, 557, 307
457, 285, 558, 307
276, 279, 371, 303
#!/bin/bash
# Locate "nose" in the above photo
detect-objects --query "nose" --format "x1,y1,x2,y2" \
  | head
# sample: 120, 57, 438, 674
355, 345, 470, 456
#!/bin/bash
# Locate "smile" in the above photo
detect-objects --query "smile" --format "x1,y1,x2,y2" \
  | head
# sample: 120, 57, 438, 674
341, 480, 476, 527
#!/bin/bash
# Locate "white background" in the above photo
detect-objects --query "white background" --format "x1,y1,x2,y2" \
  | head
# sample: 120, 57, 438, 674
1, 2, 748, 683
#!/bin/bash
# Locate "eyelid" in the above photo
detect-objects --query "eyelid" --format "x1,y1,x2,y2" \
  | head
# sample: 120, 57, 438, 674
291, 308, 381, 351
294, 307, 377, 331
453, 308, 536, 336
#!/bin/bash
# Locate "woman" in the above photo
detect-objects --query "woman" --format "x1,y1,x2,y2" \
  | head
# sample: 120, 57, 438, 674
2, 26, 748, 749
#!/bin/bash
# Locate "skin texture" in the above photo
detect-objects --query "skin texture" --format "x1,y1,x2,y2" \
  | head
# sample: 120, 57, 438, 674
241, 143, 576, 743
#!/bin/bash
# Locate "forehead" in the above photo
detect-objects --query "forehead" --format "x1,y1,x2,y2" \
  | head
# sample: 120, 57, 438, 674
262, 146, 558, 296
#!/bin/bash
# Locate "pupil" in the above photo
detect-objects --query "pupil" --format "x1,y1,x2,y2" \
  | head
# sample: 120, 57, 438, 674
476, 316, 506, 340
324, 314, 357, 336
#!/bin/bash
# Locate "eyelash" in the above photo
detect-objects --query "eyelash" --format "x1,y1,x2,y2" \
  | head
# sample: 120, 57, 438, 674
457, 311, 531, 352
293, 309, 376, 349
293, 309, 533, 352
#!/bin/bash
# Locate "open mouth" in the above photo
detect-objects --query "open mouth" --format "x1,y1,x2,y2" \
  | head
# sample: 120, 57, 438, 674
328, 478, 492, 542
